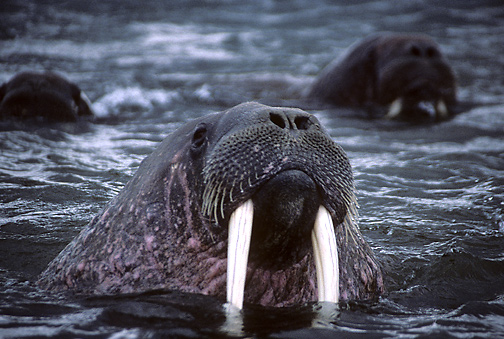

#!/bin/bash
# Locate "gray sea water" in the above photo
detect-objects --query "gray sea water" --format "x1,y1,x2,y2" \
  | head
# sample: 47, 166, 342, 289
1, 0, 503, 337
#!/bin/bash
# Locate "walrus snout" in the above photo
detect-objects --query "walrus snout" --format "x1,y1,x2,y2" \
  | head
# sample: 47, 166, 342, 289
378, 55, 457, 121
249, 169, 321, 269
202, 104, 351, 227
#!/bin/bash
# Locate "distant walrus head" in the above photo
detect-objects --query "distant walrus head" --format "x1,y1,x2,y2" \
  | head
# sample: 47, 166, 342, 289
307, 33, 457, 122
38, 102, 384, 308
0, 71, 93, 122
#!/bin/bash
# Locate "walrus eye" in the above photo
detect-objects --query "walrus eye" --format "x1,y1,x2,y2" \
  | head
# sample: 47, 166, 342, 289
191, 123, 207, 150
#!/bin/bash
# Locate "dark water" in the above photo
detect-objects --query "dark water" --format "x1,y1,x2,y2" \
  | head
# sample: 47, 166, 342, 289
1, 0, 503, 337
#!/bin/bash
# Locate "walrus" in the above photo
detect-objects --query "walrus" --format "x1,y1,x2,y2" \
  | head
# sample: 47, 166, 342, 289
0, 71, 93, 122
307, 33, 457, 122
37, 102, 384, 308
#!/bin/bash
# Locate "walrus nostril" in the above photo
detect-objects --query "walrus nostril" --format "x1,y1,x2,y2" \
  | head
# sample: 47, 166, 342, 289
269, 111, 313, 131
426, 47, 437, 58
269, 112, 287, 129
410, 45, 438, 59
410, 45, 422, 57
294, 116, 311, 130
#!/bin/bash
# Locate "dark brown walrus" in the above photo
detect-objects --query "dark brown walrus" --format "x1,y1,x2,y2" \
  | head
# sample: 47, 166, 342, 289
307, 33, 457, 122
38, 102, 384, 308
0, 71, 93, 122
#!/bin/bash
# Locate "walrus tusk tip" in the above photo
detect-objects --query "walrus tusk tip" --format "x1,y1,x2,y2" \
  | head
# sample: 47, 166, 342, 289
385, 98, 403, 119
436, 100, 449, 119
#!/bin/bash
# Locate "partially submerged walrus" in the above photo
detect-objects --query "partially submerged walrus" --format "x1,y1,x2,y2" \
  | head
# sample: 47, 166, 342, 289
38, 102, 383, 308
307, 33, 457, 121
0, 71, 93, 122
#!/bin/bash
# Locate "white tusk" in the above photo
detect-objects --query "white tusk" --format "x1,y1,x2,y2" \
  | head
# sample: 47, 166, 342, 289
436, 100, 449, 119
311, 205, 339, 303
227, 199, 254, 309
385, 98, 403, 119
80, 91, 93, 108
221, 303, 245, 336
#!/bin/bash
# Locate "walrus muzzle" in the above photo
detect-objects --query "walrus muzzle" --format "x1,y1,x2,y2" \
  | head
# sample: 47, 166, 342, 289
227, 200, 339, 309
199, 106, 355, 309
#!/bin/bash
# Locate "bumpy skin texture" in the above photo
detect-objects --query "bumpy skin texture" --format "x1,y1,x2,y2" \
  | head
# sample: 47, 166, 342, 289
38, 102, 384, 307
0, 71, 93, 122
307, 33, 457, 120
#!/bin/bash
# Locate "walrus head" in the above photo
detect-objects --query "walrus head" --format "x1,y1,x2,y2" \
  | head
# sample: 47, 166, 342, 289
307, 33, 457, 122
38, 102, 383, 308
373, 35, 457, 121
0, 71, 93, 122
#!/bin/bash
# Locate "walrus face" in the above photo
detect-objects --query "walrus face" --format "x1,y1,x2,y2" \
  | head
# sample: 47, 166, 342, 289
307, 33, 457, 123
190, 102, 357, 307
374, 36, 457, 121
0, 71, 93, 122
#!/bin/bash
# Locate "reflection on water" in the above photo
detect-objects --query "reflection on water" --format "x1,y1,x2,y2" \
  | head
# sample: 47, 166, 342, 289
1, 0, 504, 337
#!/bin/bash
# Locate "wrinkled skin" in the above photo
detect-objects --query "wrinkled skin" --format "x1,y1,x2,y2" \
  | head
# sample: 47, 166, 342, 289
38, 102, 384, 307
307, 33, 457, 122
0, 71, 93, 122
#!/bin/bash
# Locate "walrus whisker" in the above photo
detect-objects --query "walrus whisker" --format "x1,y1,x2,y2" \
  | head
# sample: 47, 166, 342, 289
202, 186, 214, 217
204, 184, 215, 219
201, 174, 215, 215
343, 213, 358, 246
227, 199, 254, 309
213, 198, 219, 223
229, 179, 236, 203
208, 180, 225, 222
220, 187, 227, 220
311, 205, 339, 303
343, 198, 359, 245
